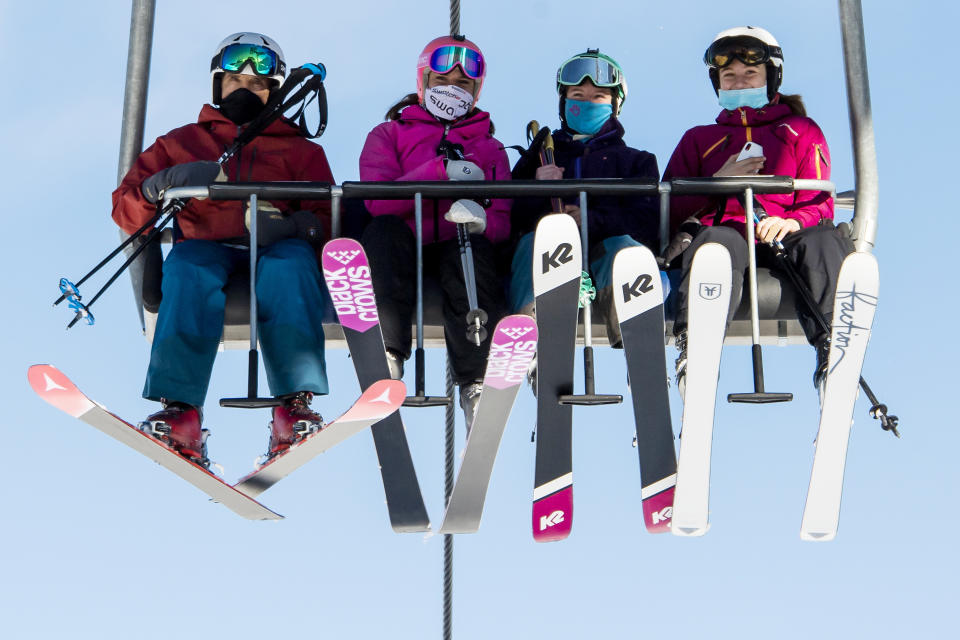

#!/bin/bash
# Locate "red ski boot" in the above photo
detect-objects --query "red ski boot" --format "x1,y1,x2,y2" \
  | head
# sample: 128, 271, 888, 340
266, 392, 324, 460
139, 402, 209, 466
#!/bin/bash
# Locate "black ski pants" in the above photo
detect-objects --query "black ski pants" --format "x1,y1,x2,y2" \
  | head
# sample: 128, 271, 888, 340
360, 215, 506, 385
673, 223, 854, 344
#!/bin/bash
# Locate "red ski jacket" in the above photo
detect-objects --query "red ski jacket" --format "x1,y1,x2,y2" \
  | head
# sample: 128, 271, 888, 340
112, 105, 334, 241
663, 100, 833, 237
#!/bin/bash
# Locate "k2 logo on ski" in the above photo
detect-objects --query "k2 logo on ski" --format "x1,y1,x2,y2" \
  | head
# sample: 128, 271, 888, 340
539, 510, 565, 531
541, 243, 574, 273
699, 283, 722, 300
622, 273, 654, 302
651, 506, 673, 525
326, 250, 361, 266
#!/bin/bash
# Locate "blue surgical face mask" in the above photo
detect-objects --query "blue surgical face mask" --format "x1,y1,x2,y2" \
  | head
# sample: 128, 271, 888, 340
565, 99, 613, 135
718, 86, 769, 110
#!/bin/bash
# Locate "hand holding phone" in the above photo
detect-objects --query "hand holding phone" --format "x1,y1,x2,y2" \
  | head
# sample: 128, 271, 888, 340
737, 141, 764, 161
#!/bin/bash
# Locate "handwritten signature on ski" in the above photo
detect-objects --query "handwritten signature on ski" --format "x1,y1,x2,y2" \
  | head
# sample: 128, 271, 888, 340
830, 284, 878, 373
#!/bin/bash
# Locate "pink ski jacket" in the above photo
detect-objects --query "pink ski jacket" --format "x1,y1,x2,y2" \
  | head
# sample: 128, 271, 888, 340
663, 101, 833, 236
359, 104, 511, 244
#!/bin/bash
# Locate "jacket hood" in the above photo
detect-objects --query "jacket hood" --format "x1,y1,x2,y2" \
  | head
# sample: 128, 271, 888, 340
715, 100, 793, 127
196, 103, 301, 137
555, 116, 626, 149
397, 104, 493, 137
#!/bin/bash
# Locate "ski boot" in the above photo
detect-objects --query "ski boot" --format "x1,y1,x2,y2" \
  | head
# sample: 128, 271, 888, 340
139, 401, 209, 467
813, 337, 830, 405
674, 330, 688, 399
385, 349, 404, 380
264, 392, 324, 461
459, 381, 483, 435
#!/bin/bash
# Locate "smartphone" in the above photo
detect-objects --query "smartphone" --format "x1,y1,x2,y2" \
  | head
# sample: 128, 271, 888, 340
737, 141, 764, 161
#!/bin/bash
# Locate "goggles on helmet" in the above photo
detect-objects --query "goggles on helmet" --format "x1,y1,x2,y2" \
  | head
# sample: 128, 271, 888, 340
429, 46, 485, 79
558, 55, 622, 88
704, 36, 782, 69
215, 43, 281, 76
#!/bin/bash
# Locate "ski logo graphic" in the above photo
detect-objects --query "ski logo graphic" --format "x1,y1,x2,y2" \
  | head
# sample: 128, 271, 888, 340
43, 372, 67, 392
651, 506, 673, 525
830, 284, 878, 374
541, 243, 574, 274
539, 510, 565, 530
501, 326, 533, 340
698, 283, 722, 300
323, 265, 379, 331
370, 387, 393, 404
622, 273, 654, 302
326, 250, 361, 266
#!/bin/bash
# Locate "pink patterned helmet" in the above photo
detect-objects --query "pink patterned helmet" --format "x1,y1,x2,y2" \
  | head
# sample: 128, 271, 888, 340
416, 35, 486, 105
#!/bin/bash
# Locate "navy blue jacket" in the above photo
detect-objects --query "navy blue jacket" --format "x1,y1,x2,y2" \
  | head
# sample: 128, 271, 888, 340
511, 117, 660, 249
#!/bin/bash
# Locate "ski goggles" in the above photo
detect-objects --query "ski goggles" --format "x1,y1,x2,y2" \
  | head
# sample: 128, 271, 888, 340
557, 56, 621, 88
214, 43, 281, 76
704, 36, 782, 69
429, 46, 485, 79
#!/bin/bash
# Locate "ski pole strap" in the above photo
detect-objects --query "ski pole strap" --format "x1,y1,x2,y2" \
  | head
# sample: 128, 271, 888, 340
578, 270, 596, 308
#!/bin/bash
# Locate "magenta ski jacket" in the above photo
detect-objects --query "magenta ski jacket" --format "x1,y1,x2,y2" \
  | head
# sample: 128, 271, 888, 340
662, 100, 833, 237
359, 104, 511, 244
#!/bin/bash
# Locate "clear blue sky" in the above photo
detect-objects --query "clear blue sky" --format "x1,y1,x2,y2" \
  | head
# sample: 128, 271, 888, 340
1, 1, 954, 638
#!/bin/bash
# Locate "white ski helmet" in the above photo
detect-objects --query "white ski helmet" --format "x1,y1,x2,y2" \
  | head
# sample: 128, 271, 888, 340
704, 26, 783, 100
210, 32, 287, 105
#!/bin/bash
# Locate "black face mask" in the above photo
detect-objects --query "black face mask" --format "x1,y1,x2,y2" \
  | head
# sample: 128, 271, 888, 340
219, 88, 266, 125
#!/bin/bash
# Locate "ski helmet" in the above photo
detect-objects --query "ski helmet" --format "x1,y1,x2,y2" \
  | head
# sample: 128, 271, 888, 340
416, 35, 487, 105
556, 49, 627, 125
704, 26, 783, 100
210, 32, 287, 105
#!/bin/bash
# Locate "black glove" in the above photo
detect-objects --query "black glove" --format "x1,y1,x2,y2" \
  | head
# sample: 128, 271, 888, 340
141, 161, 224, 204
246, 201, 325, 247
659, 216, 703, 268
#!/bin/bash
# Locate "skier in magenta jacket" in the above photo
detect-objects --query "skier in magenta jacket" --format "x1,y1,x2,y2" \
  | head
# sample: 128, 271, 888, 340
358, 35, 510, 429
662, 26, 853, 395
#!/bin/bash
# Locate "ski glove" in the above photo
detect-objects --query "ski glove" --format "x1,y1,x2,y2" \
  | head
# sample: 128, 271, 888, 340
445, 199, 487, 234
245, 201, 325, 247
141, 161, 225, 204
445, 159, 484, 181
659, 216, 703, 268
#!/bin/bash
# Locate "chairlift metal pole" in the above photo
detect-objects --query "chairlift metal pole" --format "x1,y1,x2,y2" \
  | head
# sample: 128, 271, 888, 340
838, 0, 879, 251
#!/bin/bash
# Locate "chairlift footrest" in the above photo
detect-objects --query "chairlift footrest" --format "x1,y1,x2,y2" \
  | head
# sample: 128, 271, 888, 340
727, 392, 793, 404
219, 397, 285, 409
558, 393, 623, 406
402, 395, 453, 408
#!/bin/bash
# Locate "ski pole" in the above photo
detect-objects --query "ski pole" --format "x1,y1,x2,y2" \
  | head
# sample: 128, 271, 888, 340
526, 121, 564, 214
728, 186, 793, 404
753, 209, 899, 436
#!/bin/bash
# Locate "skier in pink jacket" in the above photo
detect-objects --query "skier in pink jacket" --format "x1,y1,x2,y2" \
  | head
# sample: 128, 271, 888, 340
662, 26, 853, 394
358, 35, 511, 428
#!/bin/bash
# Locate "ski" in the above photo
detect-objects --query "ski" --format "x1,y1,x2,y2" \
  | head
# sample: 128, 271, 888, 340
800, 252, 879, 541
28, 364, 282, 521
234, 379, 406, 497
671, 243, 732, 536
531, 214, 582, 542
322, 237, 431, 532
612, 245, 677, 533
438, 315, 537, 534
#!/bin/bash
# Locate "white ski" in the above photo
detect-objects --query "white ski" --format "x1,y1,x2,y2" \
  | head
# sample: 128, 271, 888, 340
800, 251, 879, 541
438, 315, 538, 534
671, 243, 732, 536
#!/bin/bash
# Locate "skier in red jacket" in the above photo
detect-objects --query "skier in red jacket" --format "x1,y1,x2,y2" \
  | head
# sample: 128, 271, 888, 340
112, 32, 335, 466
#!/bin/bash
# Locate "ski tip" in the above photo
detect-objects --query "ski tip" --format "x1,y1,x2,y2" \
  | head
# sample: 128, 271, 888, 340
670, 522, 710, 537
27, 364, 93, 417
346, 379, 405, 421
532, 482, 573, 542
642, 484, 676, 534
800, 529, 836, 542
